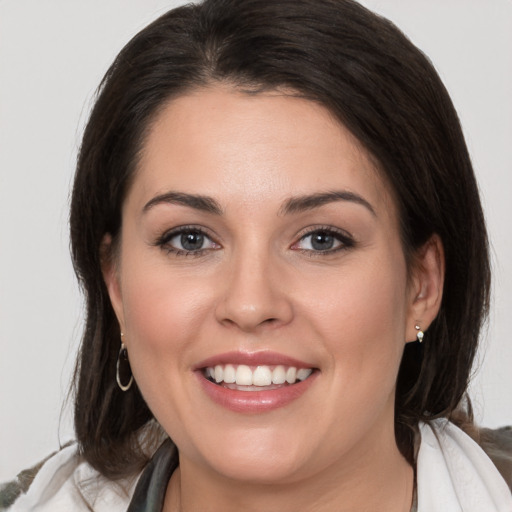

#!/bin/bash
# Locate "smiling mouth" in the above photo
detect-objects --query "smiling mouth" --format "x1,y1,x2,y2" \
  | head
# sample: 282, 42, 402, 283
203, 364, 314, 391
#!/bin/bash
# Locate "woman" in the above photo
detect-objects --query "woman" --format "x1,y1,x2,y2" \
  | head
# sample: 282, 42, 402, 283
4, 0, 512, 510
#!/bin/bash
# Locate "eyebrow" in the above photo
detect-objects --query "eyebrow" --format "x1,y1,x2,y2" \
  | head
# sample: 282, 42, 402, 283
280, 190, 376, 216
142, 189, 376, 217
143, 192, 223, 215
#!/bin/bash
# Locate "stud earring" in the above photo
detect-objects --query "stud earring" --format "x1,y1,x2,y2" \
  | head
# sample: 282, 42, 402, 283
415, 325, 424, 343
116, 333, 134, 391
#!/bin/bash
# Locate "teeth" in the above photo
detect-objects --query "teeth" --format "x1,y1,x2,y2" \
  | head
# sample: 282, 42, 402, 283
205, 364, 313, 386
272, 365, 286, 385
236, 365, 253, 386
252, 366, 272, 386
214, 365, 223, 383
223, 364, 236, 384
297, 368, 313, 381
285, 367, 296, 384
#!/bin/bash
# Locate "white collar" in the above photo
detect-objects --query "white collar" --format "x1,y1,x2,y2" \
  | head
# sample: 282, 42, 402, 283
417, 419, 512, 511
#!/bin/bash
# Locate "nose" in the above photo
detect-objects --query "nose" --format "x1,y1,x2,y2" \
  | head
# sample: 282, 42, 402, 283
215, 249, 294, 332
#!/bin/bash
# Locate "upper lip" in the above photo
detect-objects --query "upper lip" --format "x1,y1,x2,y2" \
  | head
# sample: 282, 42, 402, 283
194, 350, 316, 370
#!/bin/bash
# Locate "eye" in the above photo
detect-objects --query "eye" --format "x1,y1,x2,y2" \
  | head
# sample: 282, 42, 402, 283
157, 227, 220, 255
293, 228, 354, 253
173, 231, 207, 251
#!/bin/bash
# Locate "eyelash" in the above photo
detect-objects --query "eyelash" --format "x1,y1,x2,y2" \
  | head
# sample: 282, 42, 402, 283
292, 226, 355, 256
154, 225, 219, 257
154, 225, 355, 257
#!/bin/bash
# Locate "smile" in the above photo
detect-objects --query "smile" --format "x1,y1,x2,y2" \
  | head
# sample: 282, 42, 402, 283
204, 364, 313, 390
195, 352, 318, 413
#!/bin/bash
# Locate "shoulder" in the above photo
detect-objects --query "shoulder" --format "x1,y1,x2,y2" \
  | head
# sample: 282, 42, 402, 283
419, 419, 512, 491
416, 419, 512, 510
0, 443, 139, 511
0, 447, 60, 511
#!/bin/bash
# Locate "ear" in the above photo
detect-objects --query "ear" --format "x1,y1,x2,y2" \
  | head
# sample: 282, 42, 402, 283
101, 234, 126, 335
405, 234, 445, 343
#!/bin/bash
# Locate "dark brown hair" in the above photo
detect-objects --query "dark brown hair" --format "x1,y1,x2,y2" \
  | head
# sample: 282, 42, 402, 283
70, 0, 490, 478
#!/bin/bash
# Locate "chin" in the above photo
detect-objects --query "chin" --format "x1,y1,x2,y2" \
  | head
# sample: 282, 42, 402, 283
207, 452, 308, 484
182, 424, 315, 484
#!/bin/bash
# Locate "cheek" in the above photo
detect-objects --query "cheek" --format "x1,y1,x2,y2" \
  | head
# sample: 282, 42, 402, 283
118, 263, 214, 429
124, 273, 206, 344
118, 217, 214, 334
303, 254, 407, 336
116, 242, 214, 390
121, 263, 217, 364
299, 252, 409, 390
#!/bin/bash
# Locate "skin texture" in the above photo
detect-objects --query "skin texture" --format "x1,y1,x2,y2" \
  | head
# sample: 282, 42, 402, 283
104, 86, 444, 511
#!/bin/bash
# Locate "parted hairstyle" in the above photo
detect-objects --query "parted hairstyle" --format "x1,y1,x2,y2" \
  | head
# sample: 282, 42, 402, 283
70, 0, 490, 478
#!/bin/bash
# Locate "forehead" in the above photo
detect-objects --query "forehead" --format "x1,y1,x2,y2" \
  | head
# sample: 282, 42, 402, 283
129, 86, 396, 218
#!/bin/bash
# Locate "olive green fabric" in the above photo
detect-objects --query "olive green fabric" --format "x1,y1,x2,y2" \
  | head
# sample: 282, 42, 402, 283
479, 426, 512, 492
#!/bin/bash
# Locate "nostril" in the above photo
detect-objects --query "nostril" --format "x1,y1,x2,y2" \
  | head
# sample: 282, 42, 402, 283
220, 316, 279, 331
214, 276, 294, 331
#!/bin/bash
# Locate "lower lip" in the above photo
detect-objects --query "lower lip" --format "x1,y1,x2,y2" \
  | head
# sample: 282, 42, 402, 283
196, 372, 318, 413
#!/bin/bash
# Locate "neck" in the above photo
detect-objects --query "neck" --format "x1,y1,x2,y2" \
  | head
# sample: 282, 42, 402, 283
163, 425, 414, 512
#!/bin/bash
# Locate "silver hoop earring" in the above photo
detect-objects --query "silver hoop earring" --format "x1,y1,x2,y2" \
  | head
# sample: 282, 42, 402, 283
415, 325, 424, 343
116, 341, 134, 391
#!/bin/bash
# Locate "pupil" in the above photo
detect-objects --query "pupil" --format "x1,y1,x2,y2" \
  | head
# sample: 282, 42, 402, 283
311, 232, 334, 251
181, 232, 204, 251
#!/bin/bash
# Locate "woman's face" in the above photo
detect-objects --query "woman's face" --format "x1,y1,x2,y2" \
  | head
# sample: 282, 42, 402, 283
106, 87, 424, 483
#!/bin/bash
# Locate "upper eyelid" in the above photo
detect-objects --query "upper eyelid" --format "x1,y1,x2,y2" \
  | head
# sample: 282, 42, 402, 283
154, 224, 354, 249
296, 225, 354, 240
158, 225, 218, 243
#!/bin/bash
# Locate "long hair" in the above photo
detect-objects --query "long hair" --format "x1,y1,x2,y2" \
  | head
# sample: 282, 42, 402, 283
70, 0, 490, 478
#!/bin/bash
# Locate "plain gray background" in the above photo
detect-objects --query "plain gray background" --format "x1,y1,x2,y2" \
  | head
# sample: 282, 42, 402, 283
1, 0, 511, 481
